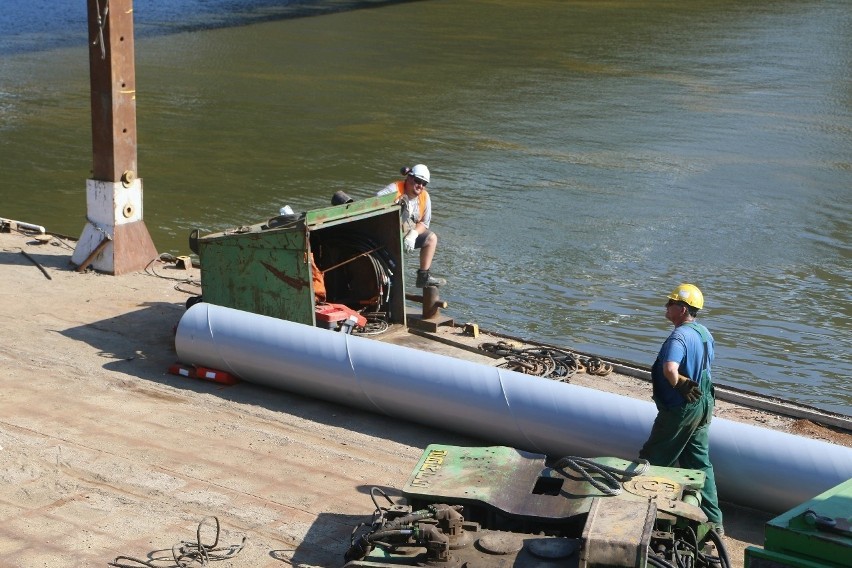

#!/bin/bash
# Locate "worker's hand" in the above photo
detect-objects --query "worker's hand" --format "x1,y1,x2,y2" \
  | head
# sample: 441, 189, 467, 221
676, 379, 701, 403
403, 230, 418, 253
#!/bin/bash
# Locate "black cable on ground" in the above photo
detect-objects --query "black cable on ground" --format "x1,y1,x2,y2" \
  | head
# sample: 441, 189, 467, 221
480, 341, 613, 380
143, 257, 201, 288
107, 516, 246, 568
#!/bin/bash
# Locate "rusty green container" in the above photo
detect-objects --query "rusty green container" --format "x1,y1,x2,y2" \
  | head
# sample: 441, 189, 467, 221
194, 193, 406, 327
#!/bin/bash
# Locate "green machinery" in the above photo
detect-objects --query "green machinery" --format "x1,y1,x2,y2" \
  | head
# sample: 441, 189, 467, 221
191, 193, 407, 329
343, 445, 728, 568
745, 478, 852, 568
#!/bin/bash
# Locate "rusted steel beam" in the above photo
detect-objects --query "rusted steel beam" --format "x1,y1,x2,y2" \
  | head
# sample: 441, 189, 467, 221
87, 0, 138, 183
75, 0, 158, 275
76, 234, 111, 272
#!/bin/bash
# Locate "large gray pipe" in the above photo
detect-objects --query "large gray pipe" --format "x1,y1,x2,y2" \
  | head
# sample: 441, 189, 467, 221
175, 303, 852, 514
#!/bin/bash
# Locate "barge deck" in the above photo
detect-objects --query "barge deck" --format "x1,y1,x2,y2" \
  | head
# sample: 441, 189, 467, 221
0, 229, 848, 567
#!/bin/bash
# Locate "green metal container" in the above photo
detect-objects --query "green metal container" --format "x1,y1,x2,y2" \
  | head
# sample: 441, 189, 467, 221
745, 478, 852, 568
195, 193, 406, 327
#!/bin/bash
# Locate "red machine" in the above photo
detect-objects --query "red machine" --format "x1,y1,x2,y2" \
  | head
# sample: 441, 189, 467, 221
315, 303, 367, 332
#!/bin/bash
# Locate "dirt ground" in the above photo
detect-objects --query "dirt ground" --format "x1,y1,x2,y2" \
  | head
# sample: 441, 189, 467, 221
2, 230, 458, 567
0, 229, 845, 567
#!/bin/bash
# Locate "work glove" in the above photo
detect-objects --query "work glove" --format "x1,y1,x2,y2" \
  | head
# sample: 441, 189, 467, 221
403, 229, 418, 253
676, 379, 701, 403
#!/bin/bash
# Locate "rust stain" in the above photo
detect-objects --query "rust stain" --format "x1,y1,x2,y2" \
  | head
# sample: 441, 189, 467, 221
261, 261, 307, 291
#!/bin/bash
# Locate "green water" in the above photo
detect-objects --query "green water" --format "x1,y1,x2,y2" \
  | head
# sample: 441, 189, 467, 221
2, 0, 850, 414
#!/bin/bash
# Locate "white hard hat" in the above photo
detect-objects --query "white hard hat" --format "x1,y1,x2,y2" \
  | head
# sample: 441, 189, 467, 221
409, 164, 430, 184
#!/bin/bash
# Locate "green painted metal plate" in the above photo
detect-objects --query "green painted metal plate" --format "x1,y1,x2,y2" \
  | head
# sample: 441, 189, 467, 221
199, 226, 314, 324
760, 477, 852, 567
402, 445, 707, 523
305, 193, 398, 228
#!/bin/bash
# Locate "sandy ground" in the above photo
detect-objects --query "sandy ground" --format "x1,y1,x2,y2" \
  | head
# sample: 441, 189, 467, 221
2, 230, 469, 567
0, 229, 846, 567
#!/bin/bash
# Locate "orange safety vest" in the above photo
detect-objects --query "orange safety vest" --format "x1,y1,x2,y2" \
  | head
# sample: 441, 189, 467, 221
390, 180, 430, 224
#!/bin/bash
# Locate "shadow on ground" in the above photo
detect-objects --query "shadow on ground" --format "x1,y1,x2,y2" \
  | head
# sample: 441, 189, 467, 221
58, 299, 482, 564
58, 298, 484, 454
0, 238, 78, 272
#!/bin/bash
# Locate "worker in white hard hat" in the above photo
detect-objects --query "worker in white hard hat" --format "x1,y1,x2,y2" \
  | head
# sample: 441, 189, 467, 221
639, 283, 724, 538
377, 164, 445, 288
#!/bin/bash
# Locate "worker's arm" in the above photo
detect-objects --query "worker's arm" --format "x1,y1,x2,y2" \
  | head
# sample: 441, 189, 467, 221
664, 360, 701, 402
662, 361, 682, 387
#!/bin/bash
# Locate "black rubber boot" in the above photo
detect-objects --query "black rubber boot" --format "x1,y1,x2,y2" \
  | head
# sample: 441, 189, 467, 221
415, 269, 446, 288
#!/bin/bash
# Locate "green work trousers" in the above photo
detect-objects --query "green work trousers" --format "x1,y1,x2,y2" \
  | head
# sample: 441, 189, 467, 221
639, 391, 723, 525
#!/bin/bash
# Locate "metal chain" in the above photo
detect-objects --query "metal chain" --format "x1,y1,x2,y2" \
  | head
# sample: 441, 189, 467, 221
480, 341, 613, 380
86, 217, 113, 240
92, 0, 110, 60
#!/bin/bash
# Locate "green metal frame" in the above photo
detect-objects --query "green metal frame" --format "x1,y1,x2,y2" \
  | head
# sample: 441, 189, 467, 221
745, 478, 852, 568
305, 193, 397, 227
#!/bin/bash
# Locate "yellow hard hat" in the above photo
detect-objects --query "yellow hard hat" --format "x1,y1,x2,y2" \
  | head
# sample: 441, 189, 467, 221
668, 283, 704, 310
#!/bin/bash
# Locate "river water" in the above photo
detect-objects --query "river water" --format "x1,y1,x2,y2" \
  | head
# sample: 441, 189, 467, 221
2, 1, 850, 415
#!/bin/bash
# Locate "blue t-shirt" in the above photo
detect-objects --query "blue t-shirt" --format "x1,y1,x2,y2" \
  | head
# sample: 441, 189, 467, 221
652, 322, 714, 408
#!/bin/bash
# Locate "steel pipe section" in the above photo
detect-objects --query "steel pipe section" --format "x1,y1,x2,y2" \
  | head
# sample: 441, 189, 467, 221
175, 303, 852, 513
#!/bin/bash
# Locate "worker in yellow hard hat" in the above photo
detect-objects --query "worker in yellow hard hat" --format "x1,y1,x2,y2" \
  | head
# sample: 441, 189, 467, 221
639, 283, 724, 537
